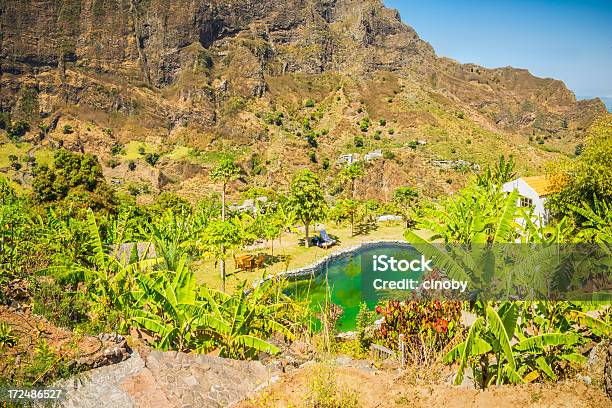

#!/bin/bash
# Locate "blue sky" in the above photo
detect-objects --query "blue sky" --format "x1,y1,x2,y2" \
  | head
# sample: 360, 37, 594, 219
383, 0, 612, 98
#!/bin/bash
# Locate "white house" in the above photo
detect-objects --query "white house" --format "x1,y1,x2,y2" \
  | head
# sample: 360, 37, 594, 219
364, 149, 383, 161
337, 153, 357, 166
502, 176, 558, 226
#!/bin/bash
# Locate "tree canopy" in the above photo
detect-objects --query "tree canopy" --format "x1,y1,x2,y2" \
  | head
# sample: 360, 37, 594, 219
548, 116, 612, 218
32, 149, 115, 211
287, 170, 327, 246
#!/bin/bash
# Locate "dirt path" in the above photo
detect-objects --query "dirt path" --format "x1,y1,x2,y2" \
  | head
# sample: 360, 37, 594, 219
237, 363, 612, 408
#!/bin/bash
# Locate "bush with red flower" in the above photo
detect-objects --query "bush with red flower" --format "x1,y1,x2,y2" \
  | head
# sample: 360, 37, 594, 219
373, 299, 462, 362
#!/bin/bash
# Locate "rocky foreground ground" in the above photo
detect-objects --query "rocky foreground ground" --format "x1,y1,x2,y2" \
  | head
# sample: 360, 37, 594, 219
58, 350, 280, 408
53, 348, 611, 408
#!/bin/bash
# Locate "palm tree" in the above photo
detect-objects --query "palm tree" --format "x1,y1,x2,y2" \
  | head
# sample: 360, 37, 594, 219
210, 159, 241, 289
210, 158, 241, 221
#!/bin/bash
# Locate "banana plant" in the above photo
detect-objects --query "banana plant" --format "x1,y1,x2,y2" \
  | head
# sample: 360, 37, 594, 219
131, 255, 227, 351
145, 209, 196, 271
445, 301, 596, 388
569, 197, 612, 249
444, 303, 522, 387
40, 209, 161, 326
131, 256, 296, 357
195, 280, 295, 358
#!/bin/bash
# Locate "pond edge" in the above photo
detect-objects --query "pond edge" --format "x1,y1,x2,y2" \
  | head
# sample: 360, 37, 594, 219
253, 240, 413, 289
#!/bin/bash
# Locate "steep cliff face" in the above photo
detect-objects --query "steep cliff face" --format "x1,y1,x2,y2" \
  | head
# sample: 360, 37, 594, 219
0, 0, 607, 200
0, 0, 442, 127
1, 0, 603, 124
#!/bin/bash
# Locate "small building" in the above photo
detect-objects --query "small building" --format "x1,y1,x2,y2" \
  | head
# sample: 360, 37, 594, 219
337, 153, 357, 166
364, 149, 383, 161
228, 196, 269, 215
502, 175, 558, 226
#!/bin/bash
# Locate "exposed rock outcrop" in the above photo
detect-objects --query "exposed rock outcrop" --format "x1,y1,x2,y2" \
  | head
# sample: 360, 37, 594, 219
58, 350, 280, 408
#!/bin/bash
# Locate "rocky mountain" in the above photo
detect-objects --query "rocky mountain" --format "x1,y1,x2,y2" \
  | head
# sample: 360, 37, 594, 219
0, 0, 607, 201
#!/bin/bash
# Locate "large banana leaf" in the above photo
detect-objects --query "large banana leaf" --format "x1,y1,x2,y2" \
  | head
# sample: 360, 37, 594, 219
513, 333, 580, 352
233, 335, 279, 355
443, 337, 491, 364
486, 305, 516, 372
535, 356, 556, 380
405, 231, 472, 284
451, 316, 484, 385
569, 311, 611, 337
492, 190, 519, 243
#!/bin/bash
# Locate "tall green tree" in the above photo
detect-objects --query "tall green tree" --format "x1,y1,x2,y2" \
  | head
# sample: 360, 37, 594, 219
393, 187, 419, 228
339, 162, 364, 199
333, 198, 361, 237
200, 219, 242, 291
210, 159, 241, 221
210, 159, 241, 291
287, 170, 327, 247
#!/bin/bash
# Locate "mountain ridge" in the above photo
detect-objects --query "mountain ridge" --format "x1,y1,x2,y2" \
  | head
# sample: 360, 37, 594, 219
0, 0, 608, 201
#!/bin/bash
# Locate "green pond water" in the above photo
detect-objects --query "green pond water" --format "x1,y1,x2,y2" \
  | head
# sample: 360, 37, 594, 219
285, 243, 423, 331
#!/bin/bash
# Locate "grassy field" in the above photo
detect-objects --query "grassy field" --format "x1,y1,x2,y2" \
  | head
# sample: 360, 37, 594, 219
195, 222, 428, 292
121, 140, 160, 160
0, 142, 30, 167
0, 142, 54, 168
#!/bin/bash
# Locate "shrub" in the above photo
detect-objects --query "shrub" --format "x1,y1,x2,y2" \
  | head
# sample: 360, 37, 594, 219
388, 128, 395, 135
373, 131, 381, 140
138, 146, 146, 155
379, 118, 387, 126
357, 107, 363, 114
32, 150, 107, 203
309, 151, 317, 163
359, 117, 370, 132
62, 124, 73, 134
407, 140, 417, 149
32, 280, 89, 330
264, 111, 283, 126
128, 160, 136, 171
466, 139, 472, 144
353, 136, 364, 148
574, 143, 584, 156
373, 300, 461, 363
106, 158, 120, 169
305, 99, 315, 108
322, 157, 330, 170
457, 111, 465, 119
383, 150, 396, 160
306, 133, 318, 148
249, 154, 266, 175
145, 152, 160, 166
7, 120, 30, 141
111, 143, 124, 156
